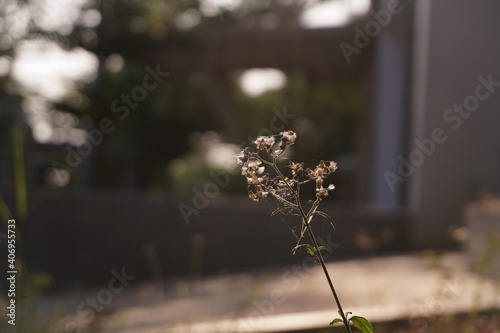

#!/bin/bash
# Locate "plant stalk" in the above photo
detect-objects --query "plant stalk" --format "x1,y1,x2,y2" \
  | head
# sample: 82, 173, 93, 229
271, 162, 352, 333
303, 213, 352, 333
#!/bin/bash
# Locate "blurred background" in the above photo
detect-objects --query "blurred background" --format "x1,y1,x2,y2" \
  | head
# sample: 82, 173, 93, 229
0, 0, 500, 332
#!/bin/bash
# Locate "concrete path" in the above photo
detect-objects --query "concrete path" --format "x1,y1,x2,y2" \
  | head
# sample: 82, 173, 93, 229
40, 252, 500, 332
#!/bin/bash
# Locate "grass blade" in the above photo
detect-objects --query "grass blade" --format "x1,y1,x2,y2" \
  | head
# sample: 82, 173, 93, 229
311, 211, 336, 230
12, 126, 27, 220
272, 205, 296, 216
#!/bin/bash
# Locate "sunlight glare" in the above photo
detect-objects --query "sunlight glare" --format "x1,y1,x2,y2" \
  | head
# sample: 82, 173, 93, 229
12, 39, 98, 102
238, 68, 287, 97
44, 167, 71, 187
205, 143, 240, 171
32, 0, 89, 35
106, 54, 125, 73
299, 0, 371, 29
199, 0, 243, 17
175, 8, 202, 31
32, 121, 53, 143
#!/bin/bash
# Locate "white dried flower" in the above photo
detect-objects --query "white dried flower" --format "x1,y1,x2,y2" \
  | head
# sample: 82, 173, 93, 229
279, 130, 297, 149
254, 136, 275, 151
281, 130, 296, 143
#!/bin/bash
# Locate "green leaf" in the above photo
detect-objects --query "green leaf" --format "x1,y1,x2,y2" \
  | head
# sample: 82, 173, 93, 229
339, 310, 352, 318
350, 316, 374, 333
271, 205, 296, 216
291, 244, 316, 256
329, 318, 343, 325
292, 244, 327, 256
311, 211, 336, 230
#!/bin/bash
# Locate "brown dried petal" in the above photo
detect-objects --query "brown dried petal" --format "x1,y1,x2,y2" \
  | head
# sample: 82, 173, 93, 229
328, 161, 338, 173
316, 177, 323, 190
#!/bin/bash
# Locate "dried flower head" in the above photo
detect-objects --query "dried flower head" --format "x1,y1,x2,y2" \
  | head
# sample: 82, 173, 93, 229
236, 147, 253, 166
289, 161, 304, 179
305, 160, 338, 198
327, 161, 338, 173
237, 142, 271, 201
254, 136, 275, 151
237, 130, 337, 203
279, 130, 297, 150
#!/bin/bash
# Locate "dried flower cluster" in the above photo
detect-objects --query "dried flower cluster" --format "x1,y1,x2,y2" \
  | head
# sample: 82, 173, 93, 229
237, 130, 337, 202
305, 160, 338, 197
236, 130, 373, 333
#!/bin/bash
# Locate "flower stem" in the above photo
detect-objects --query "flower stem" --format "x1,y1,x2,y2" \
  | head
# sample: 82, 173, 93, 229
271, 162, 352, 333
302, 214, 352, 333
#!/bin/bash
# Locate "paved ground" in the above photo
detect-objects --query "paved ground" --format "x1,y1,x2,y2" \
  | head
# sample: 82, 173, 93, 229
38, 252, 500, 332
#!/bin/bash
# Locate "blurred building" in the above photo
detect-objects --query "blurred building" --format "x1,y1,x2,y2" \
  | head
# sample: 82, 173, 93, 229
1, 0, 500, 284
369, 0, 500, 247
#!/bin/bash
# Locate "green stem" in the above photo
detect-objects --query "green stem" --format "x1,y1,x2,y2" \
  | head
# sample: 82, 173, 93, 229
271, 162, 352, 333
12, 126, 27, 220
303, 213, 352, 333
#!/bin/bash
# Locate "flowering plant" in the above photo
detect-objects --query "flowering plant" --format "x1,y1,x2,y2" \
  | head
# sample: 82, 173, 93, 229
237, 130, 373, 333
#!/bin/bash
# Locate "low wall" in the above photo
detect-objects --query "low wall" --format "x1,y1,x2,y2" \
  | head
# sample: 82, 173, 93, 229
2, 189, 409, 286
